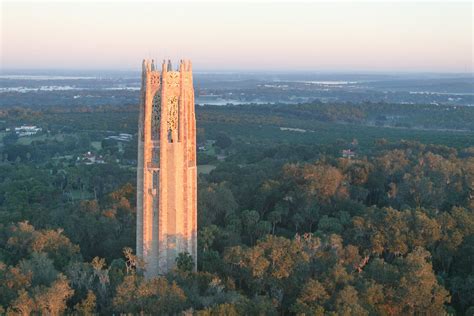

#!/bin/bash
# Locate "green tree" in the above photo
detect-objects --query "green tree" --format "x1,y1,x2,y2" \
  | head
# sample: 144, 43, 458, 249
176, 252, 194, 273
215, 132, 232, 149
113, 275, 186, 314
74, 290, 97, 315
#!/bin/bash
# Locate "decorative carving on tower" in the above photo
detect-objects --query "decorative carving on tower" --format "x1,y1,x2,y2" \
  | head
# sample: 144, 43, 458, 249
136, 59, 197, 277
167, 96, 178, 132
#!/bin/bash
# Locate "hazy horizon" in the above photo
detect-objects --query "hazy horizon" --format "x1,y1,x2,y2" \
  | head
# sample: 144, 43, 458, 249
2, 1, 473, 73
2, 67, 474, 76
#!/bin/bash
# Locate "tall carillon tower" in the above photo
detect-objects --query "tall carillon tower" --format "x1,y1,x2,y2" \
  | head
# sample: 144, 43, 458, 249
136, 59, 197, 277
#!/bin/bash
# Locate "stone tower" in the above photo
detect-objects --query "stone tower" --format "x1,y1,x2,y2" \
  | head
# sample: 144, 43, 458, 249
136, 59, 197, 277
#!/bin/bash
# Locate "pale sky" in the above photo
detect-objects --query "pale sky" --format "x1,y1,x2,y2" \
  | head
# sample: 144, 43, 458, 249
1, 1, 473, 72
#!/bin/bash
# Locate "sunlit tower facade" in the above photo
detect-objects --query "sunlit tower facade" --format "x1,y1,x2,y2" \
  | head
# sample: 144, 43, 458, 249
136, 59, 197, 277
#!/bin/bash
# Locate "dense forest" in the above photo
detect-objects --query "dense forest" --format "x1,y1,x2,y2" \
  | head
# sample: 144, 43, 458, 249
0, 102, 473, 315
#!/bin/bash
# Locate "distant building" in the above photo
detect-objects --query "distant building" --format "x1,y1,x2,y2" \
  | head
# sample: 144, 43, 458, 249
342, 149, 356, 159
14, 125, 42, 137
105, 133, 133, 142
280, 127, 307, 133
79, 151, 105, 165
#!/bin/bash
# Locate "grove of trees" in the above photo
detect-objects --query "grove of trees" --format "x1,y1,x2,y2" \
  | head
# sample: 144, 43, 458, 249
0, 103, 473, 315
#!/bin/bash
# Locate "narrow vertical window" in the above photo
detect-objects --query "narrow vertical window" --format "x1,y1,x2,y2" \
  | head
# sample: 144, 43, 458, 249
151, 92, 161, 141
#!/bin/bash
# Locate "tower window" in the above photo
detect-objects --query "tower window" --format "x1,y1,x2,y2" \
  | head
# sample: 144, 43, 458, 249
151, 92, 161, 140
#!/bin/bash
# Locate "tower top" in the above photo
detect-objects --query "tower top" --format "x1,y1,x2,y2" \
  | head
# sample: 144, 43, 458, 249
143, 59, 192, 73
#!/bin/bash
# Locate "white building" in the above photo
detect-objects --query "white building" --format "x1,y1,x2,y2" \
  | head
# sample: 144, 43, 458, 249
14, 125, 42, 137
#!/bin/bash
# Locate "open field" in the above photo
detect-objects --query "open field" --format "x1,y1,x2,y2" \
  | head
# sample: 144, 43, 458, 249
91, 141, 102, 150
198, 164, 216, 174
16, 133, 66, 145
